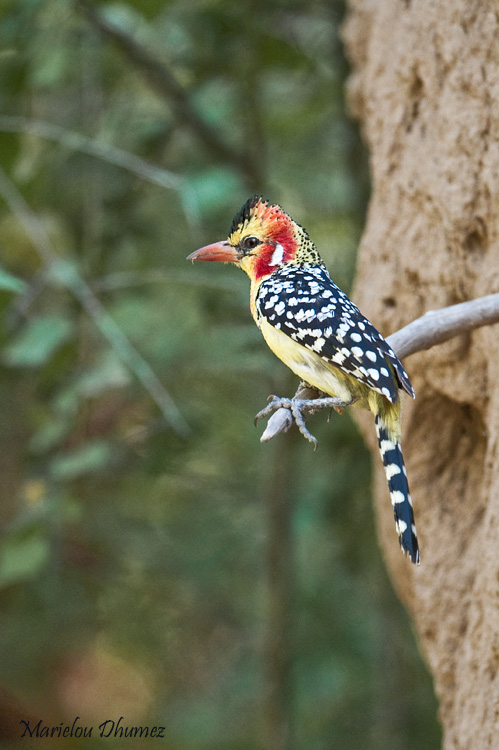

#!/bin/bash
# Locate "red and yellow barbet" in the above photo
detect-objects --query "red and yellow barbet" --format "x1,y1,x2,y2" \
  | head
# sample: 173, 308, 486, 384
188, 197, 419, 563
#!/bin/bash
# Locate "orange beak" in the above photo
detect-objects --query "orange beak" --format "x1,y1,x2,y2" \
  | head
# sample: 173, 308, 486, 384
187, 241, 241, 263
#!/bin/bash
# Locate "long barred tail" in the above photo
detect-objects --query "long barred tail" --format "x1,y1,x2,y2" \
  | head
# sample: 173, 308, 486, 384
374, 414, 420, 564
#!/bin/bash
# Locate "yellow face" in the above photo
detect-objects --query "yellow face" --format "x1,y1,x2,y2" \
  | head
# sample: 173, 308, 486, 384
228, 210, 270, 247
226, 217, 266, 278
226, 199, 298, 282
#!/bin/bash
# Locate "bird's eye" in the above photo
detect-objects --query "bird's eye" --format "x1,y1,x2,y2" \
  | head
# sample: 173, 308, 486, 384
242, 236, 260, 251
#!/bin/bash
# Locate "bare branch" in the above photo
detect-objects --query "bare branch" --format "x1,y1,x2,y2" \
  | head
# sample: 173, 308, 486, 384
0, 115, 181, 190
0, 115, 204, 236
0, 166, 190, 439
386, 294, 499, 359
259, 294, 499, 443
75, 0, 257, 183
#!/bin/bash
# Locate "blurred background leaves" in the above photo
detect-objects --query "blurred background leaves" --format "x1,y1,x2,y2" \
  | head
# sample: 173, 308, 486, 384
0, 0, 440, 748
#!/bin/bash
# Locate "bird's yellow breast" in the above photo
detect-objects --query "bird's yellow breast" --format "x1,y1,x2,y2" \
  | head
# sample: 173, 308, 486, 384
258, 317, 402, 438
258, 317, 366, 404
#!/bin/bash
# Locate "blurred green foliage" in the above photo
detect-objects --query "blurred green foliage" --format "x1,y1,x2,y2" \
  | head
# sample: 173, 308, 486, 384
0, 0, 440, 748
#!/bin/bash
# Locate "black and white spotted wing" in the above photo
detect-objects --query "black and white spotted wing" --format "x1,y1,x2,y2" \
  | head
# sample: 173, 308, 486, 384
255, 265, 414, 403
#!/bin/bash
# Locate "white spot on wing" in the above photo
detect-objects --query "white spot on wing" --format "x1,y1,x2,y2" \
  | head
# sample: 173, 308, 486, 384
311, 337, 326, 352
294, 309, 307, 323
331, 351, 346, 364
337, 322, 352, 336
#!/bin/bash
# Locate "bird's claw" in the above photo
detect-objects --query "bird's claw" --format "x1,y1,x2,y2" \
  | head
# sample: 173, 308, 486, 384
255, 395, 356, 448
255, 396, 318, 446
254, 396, 291, 426
290, 402, 319, 448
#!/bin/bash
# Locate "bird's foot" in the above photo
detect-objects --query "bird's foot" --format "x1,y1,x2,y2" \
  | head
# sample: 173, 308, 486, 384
255, 395, 356, 448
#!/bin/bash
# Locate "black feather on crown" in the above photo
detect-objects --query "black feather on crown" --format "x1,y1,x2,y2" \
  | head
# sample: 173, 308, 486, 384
229, 196, 270, 235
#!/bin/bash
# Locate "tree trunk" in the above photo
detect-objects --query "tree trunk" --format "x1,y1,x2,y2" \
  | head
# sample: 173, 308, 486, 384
343, 3, 499, 748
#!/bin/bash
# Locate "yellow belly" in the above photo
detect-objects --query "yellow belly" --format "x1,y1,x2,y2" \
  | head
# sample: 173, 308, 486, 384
258, 316, 402, 438
259, 316, 361, 403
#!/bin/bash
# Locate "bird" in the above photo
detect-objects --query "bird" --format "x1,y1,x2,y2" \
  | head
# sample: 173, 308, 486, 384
187, 196, 419, 564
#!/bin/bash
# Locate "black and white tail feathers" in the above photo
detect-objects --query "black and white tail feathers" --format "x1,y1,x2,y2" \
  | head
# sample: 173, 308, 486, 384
375, 414, 420, 564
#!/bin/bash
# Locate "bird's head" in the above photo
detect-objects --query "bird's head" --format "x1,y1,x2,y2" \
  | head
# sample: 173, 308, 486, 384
187, 196, 321, 282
